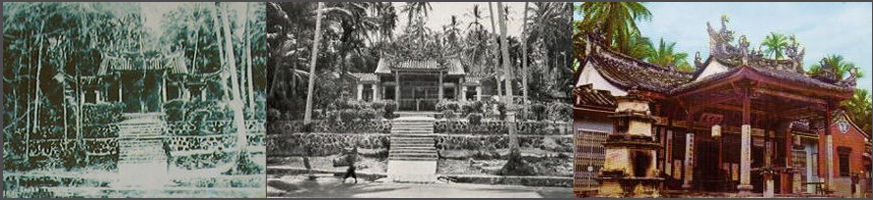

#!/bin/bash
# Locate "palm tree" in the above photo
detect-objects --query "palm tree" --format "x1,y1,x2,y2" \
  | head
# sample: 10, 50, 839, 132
577, 2, 652, 55
401, 2, 431, 27
761, 32, 788, 59
488, 2, 502, 96
646, 38, 693, 72
844, 89, 872, 134
808, 54, 863, 80
496, 1, 518, 156
521, 2, 529, 104
303, 2, 323, 125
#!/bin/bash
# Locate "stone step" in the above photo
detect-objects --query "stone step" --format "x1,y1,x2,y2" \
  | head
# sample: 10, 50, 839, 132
391, 131, 433, 135
390, 149, 437, 155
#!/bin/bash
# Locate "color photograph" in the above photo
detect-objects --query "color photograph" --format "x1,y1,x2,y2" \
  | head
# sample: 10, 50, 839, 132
572, 2, 872, 198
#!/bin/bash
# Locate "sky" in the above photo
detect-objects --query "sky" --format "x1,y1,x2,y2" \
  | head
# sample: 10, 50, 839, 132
575, 2, 873, 91
394, 2, 528, 37
141, 2, 252, 38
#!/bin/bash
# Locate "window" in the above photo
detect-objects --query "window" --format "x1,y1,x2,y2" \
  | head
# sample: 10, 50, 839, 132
838, 147, 851, 177
362, 84, 373, 102
465, 86, 477, 101
384, 87, 395, 100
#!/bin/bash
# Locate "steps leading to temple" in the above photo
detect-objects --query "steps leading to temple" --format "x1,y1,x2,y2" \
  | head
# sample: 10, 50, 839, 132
116, 113, 169, 187
387, 116, 437, 183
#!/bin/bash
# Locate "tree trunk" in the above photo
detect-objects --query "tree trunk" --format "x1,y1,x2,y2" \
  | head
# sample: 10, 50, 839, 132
191, 2, 202, 74
219, 2, 251, 171
244, 2, 256, 113
303, 2, 324, 124
304, 3, 325, 179
497, 2, 518, 151
212, 4, 229, 100
521, 2, 529, 104
488, 2, 501, 97
29, 20, 46, 162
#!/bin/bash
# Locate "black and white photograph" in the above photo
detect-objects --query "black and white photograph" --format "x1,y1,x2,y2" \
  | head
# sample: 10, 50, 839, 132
2, 2, 267, 198
265, 2, 575, 198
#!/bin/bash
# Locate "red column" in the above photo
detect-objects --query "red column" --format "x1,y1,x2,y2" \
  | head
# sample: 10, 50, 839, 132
783, 121, 793, 194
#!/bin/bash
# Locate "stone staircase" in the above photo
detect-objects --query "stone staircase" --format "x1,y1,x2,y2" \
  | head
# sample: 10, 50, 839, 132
116, 113, 169, 187
386, 116, 438, 183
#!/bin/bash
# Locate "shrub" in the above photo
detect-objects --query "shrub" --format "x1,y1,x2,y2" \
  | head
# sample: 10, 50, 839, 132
442, 110, 456, 120
82, 102, 125, 125
338, 109, 359, 122
360, 108, 378, 121
496, 101, 507, 120
467, 113, 483, 126
371, 101, 386, 112
383, 100, 397, 119
531, 102, 547, 121
267, 108, 282, 122
546, 101, 572, 121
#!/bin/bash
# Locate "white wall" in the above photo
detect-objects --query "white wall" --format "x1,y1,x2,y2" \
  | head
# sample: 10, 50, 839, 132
575, 62, 627, 96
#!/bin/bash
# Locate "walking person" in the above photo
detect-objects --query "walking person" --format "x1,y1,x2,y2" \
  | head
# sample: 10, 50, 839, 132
343, 146, 358, 184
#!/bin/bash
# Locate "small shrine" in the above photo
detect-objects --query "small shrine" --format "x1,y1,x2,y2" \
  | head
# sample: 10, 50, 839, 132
598, 88, 663, 197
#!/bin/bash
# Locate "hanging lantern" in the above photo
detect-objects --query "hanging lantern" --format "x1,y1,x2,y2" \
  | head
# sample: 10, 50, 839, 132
712, 124, 722, 139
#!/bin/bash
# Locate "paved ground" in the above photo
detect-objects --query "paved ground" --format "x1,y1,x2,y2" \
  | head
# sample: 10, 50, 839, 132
267, 174, 571, 198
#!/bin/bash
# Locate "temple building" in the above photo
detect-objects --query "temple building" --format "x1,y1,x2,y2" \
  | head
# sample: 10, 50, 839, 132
573, 19, 871, 197
80, 51, 213, 113
348, 54, 490, 111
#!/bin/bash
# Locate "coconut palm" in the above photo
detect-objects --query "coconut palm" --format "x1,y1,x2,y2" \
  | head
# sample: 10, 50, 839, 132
521, 2, 530, 104
808, 54, 864, 80
646, 38, 693, 72
401, 2, 431, 27
844, 89, 872, 134
576, 2, 652, 55
761, 32, 788, 59
303, 2, 324, 125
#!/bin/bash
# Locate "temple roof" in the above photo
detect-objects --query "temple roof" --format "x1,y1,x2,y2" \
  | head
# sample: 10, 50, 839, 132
574, 84, 616, 111
672, 63, 854, 95
578, 20, 854, 98
98, 51, 188, 76
580, 44, 693, 93
348, 73, 379, 83
375, 54, 465, 75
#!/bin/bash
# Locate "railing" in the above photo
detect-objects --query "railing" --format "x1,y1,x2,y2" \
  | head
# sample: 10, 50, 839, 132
398, 99, 439, 111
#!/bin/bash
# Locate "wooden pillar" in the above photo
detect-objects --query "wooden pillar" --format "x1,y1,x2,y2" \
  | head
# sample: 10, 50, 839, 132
683, 131, 695, 189
200, 86, 207, 101
666, 129, 673, 179
356, 83, 364, 101
162, 71, 167, 103
825, 102, 834, 189
395, 72, 400, 109
475, 86, 482, 101
783, 121, 794, 194
461, 86, 468, 101
118, 79, 123, 102
738, 89, 754, 194
438, 71, 444, 100
372, 84, 378, 101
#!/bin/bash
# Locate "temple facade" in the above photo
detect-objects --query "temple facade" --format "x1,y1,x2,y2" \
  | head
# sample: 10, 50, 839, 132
82, 51, 213, 113
348, 54, 490, 111
573, 19, 871, 197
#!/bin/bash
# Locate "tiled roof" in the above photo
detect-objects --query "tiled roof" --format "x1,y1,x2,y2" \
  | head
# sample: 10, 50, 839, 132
462, 76, 482, 86
582, 46, 693, 93
99, 51, 188, 76
349, 73, 379, 82
583, 41, 852, 96
671, 63, 854, 95
375, 55, 465, 75
574, 84, 616, 111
